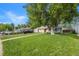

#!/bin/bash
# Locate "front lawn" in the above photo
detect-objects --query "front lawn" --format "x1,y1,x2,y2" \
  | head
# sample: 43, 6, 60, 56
3, 33, 79, 56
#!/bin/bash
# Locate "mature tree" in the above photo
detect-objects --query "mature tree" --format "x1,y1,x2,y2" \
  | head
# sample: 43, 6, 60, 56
47, 4, 63, 35
26, 3, 48, 29
61, 4, 78, 23
5, 24, 11, 31
0, 23, 15, 32
0, 24, 6, 31
47, 4, 78, 35
16, 24, 27, 29
11, 23, 15, 31
25, 3, 78, 35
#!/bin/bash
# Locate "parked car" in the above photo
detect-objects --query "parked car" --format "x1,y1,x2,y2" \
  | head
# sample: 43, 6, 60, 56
0, 32, 3, 35
0, 32, 3, 34
14, 29, 23, 34
22, 29, 33, 34
4, 31, 13, 35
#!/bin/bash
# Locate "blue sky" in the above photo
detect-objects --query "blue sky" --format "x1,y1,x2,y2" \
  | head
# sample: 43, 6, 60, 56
0, 3, 28, 26
77, 5, 79, 12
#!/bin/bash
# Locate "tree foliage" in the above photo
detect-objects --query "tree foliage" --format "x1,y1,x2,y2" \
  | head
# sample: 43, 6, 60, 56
26, 3, 48, 28
25, 3, 78, 29
0, 23, 14, 31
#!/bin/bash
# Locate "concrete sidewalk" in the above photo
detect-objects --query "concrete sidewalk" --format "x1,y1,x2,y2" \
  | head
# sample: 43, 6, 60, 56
2, 33, 41, 42
0, 39, 3, 56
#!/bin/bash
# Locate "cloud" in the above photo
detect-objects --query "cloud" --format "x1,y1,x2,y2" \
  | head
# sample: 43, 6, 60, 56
5, 11, 26, 25
16, 16, 25, 20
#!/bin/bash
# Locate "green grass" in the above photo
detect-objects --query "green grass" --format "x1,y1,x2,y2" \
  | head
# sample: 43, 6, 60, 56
3, 33, 79, 56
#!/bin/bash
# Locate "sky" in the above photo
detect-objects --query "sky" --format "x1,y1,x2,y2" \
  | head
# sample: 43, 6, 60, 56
0, 3, 28, 26
77, 5, 79, 12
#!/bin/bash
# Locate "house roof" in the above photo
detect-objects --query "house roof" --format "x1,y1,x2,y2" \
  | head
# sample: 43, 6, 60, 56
35, 26, 48, 30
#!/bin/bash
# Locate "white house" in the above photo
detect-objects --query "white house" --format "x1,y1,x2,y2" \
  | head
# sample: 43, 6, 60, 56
34, 26, 50, 33
71, 17, 79, 35
34, 28, 39, 33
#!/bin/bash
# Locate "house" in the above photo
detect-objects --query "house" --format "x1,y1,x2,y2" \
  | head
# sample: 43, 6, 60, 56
55, 17, 79, 34
34, 26, 50, 33
71, 17, 79, 35
62, 22, 73, 33
54, 22, 74, 33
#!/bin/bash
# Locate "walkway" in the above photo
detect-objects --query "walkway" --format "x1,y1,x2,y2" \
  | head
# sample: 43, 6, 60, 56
2, 33, 41, 42
0, 39, 3, 56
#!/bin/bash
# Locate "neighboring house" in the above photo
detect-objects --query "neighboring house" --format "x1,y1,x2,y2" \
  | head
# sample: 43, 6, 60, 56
57, 16, 79, 34
54, 22, 73, 33
62, 22, 73, 33
54, 23, 63, 33
34, 26, 50, 33
71, 17, 79, 34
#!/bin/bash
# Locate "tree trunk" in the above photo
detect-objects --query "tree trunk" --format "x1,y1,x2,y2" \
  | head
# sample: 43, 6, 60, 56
60, 26, 63, 34
51, 27, 55, 35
